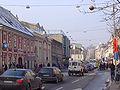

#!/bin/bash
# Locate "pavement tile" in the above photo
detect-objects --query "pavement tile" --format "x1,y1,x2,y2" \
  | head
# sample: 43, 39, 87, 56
110, 82, 120, 90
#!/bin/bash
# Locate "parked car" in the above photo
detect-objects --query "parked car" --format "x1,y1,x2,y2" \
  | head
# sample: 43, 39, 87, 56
37, 67, 63, 83
86, 64, 94, 71
0, 69, 43, 90
83, 64, 89, 73
89, 59, 97, 68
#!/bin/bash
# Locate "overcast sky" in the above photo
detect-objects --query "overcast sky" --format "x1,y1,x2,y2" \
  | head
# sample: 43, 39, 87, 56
0, 0, 111, 47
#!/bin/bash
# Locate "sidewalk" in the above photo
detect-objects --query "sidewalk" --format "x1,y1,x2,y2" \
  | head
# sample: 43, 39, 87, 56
109, 81, 120, 90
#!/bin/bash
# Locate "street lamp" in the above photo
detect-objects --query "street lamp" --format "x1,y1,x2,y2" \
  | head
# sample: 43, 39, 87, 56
26, 5, 30, 9
89, 5, 95, 11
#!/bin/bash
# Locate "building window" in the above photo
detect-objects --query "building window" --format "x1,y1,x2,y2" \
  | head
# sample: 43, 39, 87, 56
8, 32, 12, 51
18, 36, 22, 50
13, 35, 17, 48
2, 31, 8, 50
23, 38, 26, 52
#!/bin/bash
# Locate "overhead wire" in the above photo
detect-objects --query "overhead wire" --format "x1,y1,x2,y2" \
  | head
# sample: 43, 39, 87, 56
0, 3, 113, 7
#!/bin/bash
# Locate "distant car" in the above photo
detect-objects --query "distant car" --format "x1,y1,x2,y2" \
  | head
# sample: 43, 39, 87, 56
68, 60, 84, 76
86, 64, 94, 71
0, 69, 43, 90
89, 59, 97, 68
37, 67, 63, 83
83, 64, 88, 73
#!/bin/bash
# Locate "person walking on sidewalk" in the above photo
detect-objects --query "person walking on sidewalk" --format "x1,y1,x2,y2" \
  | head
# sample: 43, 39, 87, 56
115, 62, 120, 81
109, 61, 115, 81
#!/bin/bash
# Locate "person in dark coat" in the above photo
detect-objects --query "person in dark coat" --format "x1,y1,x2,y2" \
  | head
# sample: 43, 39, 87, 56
115, 63, 120, 81
4, 64, 8, 71
47, 63, 50, 67
109, 61, 115, 81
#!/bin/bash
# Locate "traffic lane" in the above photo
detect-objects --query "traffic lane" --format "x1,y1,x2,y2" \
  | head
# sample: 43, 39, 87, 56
83, 70, 110, 90
43, 75, 81, 90
63, 74, 95, 90
43, 73, 96, 90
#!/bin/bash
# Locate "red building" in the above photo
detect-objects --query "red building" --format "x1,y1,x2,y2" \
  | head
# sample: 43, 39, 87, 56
0, 6, 35, 72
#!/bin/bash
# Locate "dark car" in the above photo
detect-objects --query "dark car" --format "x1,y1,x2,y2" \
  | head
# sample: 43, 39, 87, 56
37, 67, 63, 83
0, 69, 43, 90
83, 64, 88, 73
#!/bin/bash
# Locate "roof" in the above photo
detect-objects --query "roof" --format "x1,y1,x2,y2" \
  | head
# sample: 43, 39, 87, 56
42, 67, 58, 69
21, 21, 46, 33
0, 6, 33, 36
8, 69, 32, 71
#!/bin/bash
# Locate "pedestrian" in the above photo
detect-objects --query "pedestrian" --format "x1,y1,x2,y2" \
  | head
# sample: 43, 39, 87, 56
10, 62, 16, 69
115, 62, 120, 81
4, 64, 8, 71
8, 63, 12, 69
109, 61, 115, 81
47, 63, 50, 67
37, 64, 42, 73
16, 63, 23, 68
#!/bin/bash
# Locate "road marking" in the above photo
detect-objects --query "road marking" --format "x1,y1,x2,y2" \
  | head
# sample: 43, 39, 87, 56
56, 87, 63, 90
42, 86, 45, 90
73, 88, 82, 90
72, 79, 80, 84
80, 76, 85, 79
88, 73, 96, 75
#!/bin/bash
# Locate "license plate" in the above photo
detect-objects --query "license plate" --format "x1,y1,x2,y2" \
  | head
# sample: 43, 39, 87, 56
43, 75, 49, 76
4, 81, 13, 83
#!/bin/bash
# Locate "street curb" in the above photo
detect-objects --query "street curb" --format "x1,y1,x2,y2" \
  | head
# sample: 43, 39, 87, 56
102, 78, 112, 90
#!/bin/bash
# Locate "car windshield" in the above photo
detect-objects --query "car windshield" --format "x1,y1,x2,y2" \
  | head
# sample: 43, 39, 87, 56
39, 68, 53, 74
72, 62, 77, 66
2, 69, 25, 76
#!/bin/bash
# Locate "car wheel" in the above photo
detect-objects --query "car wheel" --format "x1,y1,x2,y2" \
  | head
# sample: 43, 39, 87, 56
26, 83, 31, 90
78, 73, 81, 76
68, 72, 71, 76
60, 77, 63, 82
55, 77, 59, 83
82, 72, 84, 76
37, 83, 42, 90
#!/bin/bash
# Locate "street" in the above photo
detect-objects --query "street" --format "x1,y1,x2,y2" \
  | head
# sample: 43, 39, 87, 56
0, 1, 118, 90
43, 70, 110, 90
43, 70, 96, 90
84, 70, 110, 90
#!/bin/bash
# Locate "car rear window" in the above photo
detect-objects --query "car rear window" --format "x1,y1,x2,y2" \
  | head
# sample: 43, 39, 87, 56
2, 69, 25, 76
39, 68, 53, 74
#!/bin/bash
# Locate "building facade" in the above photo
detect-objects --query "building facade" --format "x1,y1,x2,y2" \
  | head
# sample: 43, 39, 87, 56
70, 43, 86, 61
21, 21, 52, 67
0, 6, 36, 72
51, 39, 63, 68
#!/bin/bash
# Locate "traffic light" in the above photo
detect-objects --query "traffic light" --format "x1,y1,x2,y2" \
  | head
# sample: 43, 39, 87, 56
112, 37, 118, 52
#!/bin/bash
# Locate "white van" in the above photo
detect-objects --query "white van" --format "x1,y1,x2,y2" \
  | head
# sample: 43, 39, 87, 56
68, 60, 84, 76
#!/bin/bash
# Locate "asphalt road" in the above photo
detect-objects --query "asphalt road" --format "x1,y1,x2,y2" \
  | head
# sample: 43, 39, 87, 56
43, 71, 96, 90
83, 70, 110, 90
